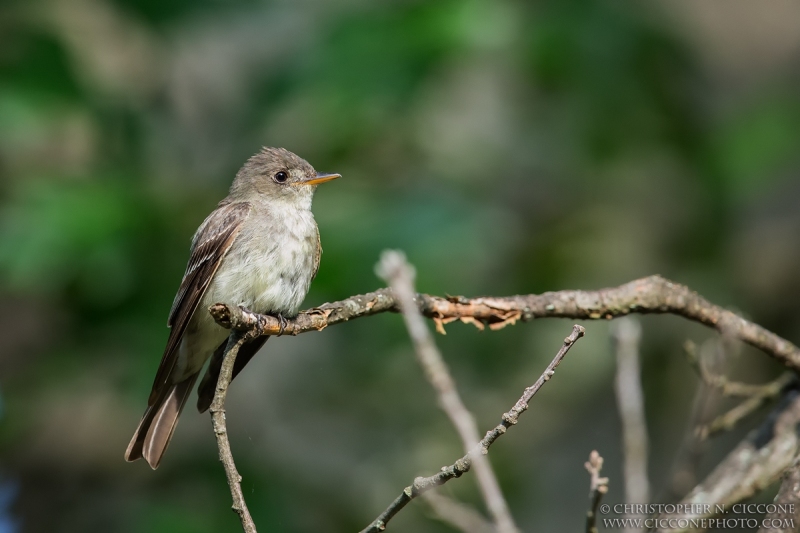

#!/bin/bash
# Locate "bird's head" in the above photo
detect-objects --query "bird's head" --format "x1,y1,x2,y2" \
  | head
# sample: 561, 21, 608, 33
230, 147, 340, 207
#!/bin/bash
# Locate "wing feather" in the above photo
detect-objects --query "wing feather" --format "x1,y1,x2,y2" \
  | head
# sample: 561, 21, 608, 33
311, 226, 321, 281
147, 201, 252, 404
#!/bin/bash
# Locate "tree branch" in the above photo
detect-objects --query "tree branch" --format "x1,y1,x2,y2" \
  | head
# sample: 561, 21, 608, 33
375, 251, 517, 533
359, 323, 585, 533
209, 275, 800, 371
210, 330, 257, 533
205, 273, 800, 533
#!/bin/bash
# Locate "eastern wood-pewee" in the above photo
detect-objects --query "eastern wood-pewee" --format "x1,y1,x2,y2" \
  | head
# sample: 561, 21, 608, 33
125, 147, 340, 469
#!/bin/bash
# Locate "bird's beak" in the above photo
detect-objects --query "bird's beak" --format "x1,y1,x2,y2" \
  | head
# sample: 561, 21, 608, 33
298, 172, 341, 186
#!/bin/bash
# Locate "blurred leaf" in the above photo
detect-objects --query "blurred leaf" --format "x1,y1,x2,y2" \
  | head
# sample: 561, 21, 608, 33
0, 177, 143, 301
714, 94, 800, 197
0, 32, 83, 101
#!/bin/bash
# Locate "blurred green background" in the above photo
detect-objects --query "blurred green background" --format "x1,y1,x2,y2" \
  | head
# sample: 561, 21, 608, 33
1, 0, 800, 531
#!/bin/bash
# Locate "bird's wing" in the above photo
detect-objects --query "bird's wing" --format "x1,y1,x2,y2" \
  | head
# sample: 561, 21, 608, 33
311, 225, 321, 281
147, 201, 252, 405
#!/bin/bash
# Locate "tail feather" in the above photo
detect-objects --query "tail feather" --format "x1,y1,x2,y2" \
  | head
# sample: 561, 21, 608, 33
125, 373, 198, 469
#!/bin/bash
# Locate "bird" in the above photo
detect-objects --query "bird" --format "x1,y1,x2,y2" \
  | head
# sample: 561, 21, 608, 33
125, 147, 340, 469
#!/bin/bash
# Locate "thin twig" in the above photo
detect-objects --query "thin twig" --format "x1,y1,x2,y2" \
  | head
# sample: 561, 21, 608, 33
376, 250, 517, 533
209, 330, 257, 533
585, 451, 609, 533
209, 275, 800, 371
611, 317, 650, 522
684, 341, 796, 440
422, 491, 496, 533
359, 322, 586, 533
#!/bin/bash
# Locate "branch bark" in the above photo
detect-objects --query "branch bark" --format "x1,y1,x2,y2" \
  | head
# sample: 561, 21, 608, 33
209, 275, 800, 371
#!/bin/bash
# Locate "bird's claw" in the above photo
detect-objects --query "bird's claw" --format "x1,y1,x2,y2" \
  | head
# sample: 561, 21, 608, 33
277, 313, 288, 336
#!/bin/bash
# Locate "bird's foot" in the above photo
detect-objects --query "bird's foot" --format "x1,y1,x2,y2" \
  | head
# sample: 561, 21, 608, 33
276, 313, 288, 336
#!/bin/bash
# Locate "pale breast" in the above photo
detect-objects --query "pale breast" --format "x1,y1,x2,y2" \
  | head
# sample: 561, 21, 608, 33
202, 202, 319, 317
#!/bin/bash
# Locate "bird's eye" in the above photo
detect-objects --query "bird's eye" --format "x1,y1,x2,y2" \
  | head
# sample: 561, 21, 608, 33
273, 171, 289, 184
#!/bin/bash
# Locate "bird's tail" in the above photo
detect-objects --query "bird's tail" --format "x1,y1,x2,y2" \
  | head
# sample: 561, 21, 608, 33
124, 372, 199, 469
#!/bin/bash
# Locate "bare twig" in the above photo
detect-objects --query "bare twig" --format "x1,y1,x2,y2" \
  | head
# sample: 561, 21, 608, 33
654, 388, 800, 533
359, 323, 586, 533
422, 491, 496, 533
611, 317, 650, 522
209, 330, 257, 533
684, 341, 796, 440
585, 451, 609, 533
210, 275, 800, 371
758, 455, 800, 533
375, 250, 517, 533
